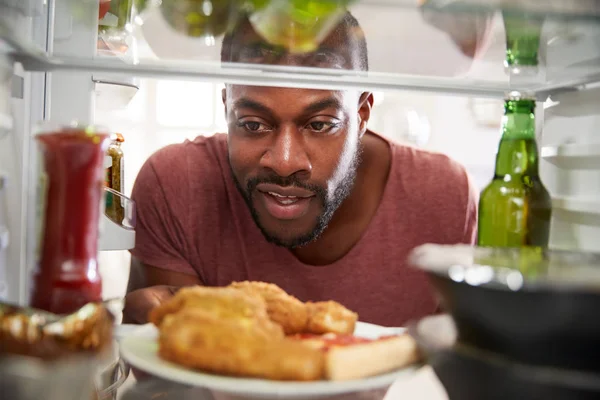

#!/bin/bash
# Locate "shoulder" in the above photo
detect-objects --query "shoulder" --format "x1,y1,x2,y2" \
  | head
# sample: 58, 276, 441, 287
141, 134, 228, 184
145, 134, 227, 174
392, 143, 471, 186
132, 134, 229, 206
391, 143, 478, 236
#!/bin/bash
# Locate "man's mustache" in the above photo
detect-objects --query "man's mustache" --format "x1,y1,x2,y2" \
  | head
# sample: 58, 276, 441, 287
247, 174, 326, 198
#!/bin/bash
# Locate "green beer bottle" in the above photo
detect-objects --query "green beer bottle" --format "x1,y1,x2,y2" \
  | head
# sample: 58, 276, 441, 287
502, 11, 544, 75
477, 93, 552, 248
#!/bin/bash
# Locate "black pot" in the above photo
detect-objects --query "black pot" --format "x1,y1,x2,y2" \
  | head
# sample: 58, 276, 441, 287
408, 244, 600, 372
409, 314, 600, 400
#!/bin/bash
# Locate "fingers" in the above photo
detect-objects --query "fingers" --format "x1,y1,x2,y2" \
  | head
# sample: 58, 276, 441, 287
123, 285, 178, 324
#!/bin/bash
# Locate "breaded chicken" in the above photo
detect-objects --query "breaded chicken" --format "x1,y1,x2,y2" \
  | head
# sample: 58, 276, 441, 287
149, 286, 283, 339
229, 281, 309, 334
305, 301, 358, 335
158, 308, 325, 381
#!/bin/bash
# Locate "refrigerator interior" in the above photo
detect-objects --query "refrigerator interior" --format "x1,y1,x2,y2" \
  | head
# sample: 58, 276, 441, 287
1, 0, 600, 305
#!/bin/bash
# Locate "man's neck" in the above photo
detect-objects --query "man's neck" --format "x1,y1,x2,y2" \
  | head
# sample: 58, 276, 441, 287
291, 132, 392, 266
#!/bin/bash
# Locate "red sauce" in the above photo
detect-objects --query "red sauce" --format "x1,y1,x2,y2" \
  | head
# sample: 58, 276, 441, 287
291, 333, 372, 348
322, 335, 373, 347
291, 333, 401, 350
29, 128, 109, 315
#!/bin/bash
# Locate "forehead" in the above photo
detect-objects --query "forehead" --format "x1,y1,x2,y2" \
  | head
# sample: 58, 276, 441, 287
226, 16, 361, 70
226, 85, 358, 112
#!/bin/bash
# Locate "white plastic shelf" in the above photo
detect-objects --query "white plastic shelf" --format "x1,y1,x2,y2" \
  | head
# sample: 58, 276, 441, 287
0, 112, 13, 132
552, 196, 600, 215
541, 143, 600, 169
99, 214, 136, 251
4, 0, 600, 98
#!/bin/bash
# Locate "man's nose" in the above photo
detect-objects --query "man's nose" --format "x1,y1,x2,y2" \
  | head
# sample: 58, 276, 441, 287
260, 126, 312, 178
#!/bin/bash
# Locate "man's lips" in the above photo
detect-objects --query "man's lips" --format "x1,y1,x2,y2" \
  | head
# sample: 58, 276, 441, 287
255, 183, 315, 220
256, 183, 315, 198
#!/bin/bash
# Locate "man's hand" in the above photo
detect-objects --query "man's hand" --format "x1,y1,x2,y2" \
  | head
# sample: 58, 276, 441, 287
123, 285, 179, 324
124, 258, 203, 324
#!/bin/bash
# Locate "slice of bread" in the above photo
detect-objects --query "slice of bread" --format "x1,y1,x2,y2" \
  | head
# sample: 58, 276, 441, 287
291, 333, 420, 381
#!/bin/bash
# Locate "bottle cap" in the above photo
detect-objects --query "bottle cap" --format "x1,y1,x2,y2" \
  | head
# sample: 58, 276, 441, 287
115, 133, 125, 143
505, 90, 536, 101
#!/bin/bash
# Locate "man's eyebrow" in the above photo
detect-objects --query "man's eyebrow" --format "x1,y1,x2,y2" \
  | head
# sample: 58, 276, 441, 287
303, 98, 344, 115
232, 98, 275, 116
234, 41, 285, 57
238, 41, 281, 51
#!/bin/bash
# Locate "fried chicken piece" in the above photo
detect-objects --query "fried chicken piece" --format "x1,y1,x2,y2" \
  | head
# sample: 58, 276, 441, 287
229, 281, 309, 335
306, 301, 358, 335
158, 308, 325, 381
149, 286, 283, 339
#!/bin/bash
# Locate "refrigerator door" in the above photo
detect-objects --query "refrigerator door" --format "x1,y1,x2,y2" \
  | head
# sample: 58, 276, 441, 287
0, 0, 48, 304
541, 87, 600, 252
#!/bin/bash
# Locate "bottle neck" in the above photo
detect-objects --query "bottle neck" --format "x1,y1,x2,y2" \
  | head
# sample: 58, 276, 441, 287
495, 103, 540, 177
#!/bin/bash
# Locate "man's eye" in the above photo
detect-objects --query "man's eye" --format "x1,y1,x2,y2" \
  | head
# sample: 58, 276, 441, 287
308, 51, 345, 68
238, 121, 270, 133
238, 45, 281, 63
307, 121, 337, 133
238, 46, 266, 62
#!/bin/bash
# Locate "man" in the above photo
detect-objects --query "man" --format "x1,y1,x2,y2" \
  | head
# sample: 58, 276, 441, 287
123, 12, 478, 327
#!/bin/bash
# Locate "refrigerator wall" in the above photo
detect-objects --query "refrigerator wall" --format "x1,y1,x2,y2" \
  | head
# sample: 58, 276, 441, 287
541, 87, 600, 252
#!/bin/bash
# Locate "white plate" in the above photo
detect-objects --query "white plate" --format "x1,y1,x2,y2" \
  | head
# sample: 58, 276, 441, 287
119, 322, 418, 399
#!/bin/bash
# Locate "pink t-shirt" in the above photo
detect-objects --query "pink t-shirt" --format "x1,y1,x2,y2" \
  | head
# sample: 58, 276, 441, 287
130, 133, 478, 327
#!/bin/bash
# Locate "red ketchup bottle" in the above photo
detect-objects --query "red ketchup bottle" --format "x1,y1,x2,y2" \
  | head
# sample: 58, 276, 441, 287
29, 124, 110, 315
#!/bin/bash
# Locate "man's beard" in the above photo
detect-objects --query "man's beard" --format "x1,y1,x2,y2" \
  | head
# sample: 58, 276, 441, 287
230, 148, 362, 249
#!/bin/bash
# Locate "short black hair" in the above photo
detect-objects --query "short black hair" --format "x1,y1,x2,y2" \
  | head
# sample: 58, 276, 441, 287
220, 11, 369, 71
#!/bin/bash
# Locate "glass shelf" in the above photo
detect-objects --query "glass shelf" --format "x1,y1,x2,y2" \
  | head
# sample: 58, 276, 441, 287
2, 0, 600, 98
418, 0, 600, 21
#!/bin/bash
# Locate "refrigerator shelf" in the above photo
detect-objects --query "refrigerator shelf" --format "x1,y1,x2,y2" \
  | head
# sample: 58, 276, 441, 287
0, 112, 12, 133
100, 188, 136, 251
419, 0, 600, 20
7, 46, 600, 100
99, 213, 135, 251
3, 0, 600, 99
542, 143, 600, 169
552, 196, 600, 215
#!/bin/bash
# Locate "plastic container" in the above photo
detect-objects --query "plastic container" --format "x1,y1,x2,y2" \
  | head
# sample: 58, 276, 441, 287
410, 315, 600, 400
409, 244, 600, 373
0, 354, 100, 400
103, 187, 136, 229
96, 358, 131, 400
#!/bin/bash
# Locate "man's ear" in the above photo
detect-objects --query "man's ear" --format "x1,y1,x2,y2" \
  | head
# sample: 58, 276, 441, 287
358, 92, 374, 138
222, 87, 228, 121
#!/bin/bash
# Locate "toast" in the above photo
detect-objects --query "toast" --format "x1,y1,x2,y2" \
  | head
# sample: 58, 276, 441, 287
291, 332, 420, 381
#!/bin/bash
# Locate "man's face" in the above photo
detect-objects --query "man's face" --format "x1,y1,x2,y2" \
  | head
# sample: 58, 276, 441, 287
226, 86, 368, 248
223, 16, 371, 249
